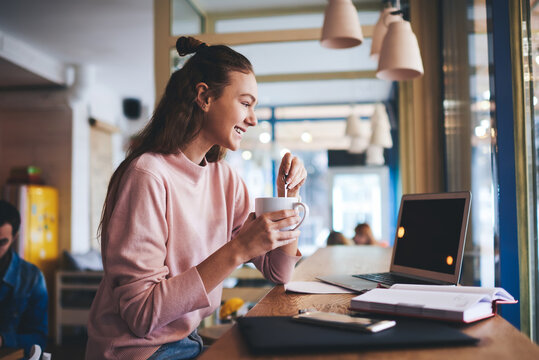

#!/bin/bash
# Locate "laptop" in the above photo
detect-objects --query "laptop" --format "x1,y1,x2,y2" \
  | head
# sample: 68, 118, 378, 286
318, 192, 472, 292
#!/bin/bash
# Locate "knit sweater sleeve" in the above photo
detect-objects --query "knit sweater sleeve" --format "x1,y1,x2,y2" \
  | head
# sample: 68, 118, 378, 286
103, 167, 211, 338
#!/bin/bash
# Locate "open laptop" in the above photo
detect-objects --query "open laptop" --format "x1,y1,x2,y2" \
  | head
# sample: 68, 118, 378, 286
318, 192, 472, 292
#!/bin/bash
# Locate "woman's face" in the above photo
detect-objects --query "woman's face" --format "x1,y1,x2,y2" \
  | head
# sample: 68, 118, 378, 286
201, 71, 258, 151
353, 233, 368, 245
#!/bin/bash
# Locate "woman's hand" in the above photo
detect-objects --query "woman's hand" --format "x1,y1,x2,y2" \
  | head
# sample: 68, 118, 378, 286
232, 211, 301, 262
277, 152, 307, 198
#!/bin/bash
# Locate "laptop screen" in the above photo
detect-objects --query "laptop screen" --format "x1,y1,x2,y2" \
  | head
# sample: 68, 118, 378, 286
390, 192, 471, 284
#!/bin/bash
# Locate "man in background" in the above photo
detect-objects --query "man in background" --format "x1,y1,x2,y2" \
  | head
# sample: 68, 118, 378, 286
0, 200, 48, 356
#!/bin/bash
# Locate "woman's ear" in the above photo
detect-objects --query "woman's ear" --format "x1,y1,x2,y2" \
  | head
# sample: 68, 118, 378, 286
195, 82, 211, 112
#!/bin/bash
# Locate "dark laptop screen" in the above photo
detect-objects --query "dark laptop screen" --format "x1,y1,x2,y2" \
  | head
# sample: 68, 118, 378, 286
393, 198, 466, 274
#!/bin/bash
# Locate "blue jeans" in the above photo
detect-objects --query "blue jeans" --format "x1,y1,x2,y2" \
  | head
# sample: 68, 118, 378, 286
147, 331, 204, 360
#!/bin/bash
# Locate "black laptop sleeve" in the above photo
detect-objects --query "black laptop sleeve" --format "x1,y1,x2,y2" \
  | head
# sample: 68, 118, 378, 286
237, 316, 479, 355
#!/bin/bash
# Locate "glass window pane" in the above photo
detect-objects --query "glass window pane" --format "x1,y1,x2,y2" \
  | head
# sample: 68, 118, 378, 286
275, 104, 375, 119
232, 40, 377, 75
226, 149, 330, 257
526, 0, 539, 340
275, 120, 348, 151
171, 0, 201, 36
441, 0, 495, 287
258, 79, 392, 106
329, 167, 390, 243
216, 11, 378, 33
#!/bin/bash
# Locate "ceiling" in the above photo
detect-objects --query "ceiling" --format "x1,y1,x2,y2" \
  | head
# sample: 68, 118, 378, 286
0, 0, 385, 113
0, 0, 154, 105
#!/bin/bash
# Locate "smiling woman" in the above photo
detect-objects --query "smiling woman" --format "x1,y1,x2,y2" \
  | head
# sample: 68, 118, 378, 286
85, 36, 307, 360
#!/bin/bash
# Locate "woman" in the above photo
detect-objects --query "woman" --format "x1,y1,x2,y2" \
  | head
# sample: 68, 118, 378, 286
353, 223, 376, 245
86, 36, 307, 360
326, 231, 353, 246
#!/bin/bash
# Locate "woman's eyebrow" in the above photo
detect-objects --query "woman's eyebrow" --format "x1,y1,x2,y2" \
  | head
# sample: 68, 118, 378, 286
241, 93, 257, 105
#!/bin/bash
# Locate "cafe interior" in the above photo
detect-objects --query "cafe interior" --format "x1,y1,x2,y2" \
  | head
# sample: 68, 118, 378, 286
1, 0, 539, 358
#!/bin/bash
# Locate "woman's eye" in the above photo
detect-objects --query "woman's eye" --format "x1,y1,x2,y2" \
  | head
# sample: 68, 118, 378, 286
242, 102, 250, 107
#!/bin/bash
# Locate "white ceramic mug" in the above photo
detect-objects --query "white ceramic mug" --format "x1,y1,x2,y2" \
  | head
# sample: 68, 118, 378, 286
255, 197, 309, 231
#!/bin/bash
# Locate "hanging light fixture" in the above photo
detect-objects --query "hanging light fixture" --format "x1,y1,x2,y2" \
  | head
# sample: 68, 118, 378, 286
321, 0, 363, 49
366, 145, 386, 165
370, 104, 393, 148
376, 17, 424, 81
346, 113, 372, 154
370, 5, 399, 61
345, 113, 361, 136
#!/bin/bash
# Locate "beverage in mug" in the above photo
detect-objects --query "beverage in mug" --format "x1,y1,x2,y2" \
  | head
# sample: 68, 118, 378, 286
255, 197, 309, 231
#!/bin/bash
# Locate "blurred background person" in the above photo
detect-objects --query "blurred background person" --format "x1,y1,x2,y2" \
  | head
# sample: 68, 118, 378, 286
326, 231, 353, 246
0, 200, 48, 357
353, 223, 389, 247
353, 223, 376, 245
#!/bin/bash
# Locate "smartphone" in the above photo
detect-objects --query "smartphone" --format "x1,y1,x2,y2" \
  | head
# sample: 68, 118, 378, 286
292, 311, 396, 333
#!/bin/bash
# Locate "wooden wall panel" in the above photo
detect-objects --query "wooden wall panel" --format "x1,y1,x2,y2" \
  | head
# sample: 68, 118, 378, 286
0, 95, 72, 253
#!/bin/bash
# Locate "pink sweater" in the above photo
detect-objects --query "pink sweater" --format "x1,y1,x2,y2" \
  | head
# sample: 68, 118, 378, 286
86, 152, 301, 360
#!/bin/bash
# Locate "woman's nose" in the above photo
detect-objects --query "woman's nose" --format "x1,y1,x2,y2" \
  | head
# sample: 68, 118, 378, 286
246, 111, 257, 126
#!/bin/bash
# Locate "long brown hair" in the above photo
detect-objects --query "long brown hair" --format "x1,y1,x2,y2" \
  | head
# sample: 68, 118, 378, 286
98, 36, 253, 250
354, 223, 376, 245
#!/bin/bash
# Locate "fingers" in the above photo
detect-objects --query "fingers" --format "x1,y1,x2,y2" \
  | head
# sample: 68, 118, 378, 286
277, 152, 307, 197
277, 238, 299, 247
256, 209, 301, 231
262, 209, 298, 221
286, 163, 307, 190
271, 228, 300, 245
278, 152, 293, 179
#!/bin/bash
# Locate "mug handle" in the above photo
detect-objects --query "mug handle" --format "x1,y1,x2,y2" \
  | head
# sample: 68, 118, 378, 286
291, 202, 310, 230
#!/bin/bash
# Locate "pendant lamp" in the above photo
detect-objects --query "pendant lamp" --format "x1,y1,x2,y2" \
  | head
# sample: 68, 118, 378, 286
321, 0, 363, 49
376, 19, 424, 81
366, 145, 385, 165
370, 104, 393, 148
370, 6, 399, 61
345, 113, 361, 136
346, 114, 372, 154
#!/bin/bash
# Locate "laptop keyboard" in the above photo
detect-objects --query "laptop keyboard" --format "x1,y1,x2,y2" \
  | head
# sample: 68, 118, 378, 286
352, 272, 438, 286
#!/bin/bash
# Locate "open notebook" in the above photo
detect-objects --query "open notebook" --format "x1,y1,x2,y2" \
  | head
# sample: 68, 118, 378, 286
318, 192, 472, 292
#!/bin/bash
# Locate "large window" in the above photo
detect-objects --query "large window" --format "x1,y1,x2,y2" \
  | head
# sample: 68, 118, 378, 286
226, 102, 396, 257
441, 0, 495, 287
163, 1, 398, 257
523, 0, 539, 342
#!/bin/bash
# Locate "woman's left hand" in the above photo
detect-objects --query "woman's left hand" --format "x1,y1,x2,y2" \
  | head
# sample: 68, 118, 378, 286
277, 152, 307, 198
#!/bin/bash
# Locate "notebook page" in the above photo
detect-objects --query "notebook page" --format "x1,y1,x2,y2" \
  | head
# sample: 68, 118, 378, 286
389, 284, 514, 302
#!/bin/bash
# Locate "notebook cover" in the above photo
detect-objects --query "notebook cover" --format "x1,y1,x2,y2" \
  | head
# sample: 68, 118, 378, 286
237, 316, 479, 355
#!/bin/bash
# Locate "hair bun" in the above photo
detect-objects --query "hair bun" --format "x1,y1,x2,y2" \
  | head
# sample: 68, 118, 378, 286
176, 36, 208, 57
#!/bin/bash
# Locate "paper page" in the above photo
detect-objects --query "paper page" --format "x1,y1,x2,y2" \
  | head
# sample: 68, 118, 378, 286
353, 288, 490, 312
285, 281, 354, 294
389, 284, 514, 302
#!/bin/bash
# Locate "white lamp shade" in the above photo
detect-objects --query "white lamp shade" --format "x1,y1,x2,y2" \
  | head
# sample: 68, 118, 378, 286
370, 7, 399, 61
366, 145, 385, 165
349, 137, 370, 154
321, 0, 363, 49
370, 104, 393, 148
370, 125, 393, 148
345, 114, 369, 136
376, 20, 424, 81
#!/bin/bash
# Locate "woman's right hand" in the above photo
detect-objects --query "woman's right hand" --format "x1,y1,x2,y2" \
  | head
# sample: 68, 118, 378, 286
232, 210, 301, 262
